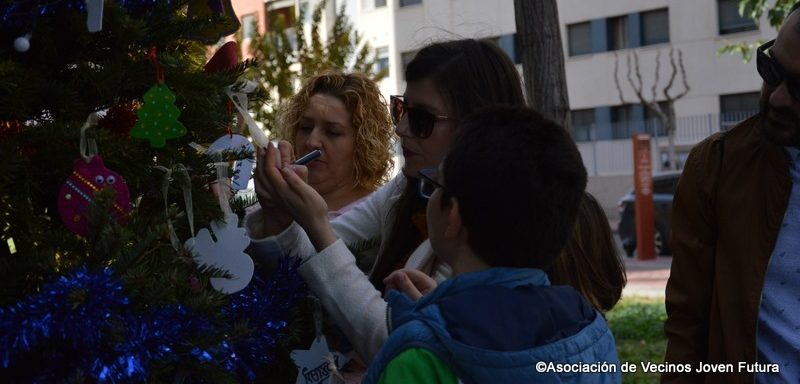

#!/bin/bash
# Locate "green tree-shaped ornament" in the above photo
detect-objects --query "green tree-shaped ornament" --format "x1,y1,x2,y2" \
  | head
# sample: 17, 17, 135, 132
130, 84, 187, 148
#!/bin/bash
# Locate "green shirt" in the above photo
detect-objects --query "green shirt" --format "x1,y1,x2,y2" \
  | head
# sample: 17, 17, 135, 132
377, 347, 458, 384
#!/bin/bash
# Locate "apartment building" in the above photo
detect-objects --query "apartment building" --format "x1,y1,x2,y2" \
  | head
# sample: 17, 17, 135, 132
560, 0, 773, 172
229, 0, 776, 210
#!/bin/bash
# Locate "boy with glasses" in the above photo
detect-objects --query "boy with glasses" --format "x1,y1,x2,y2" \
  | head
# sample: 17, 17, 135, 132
364, 106, 620, 383
665, 3, 800, 383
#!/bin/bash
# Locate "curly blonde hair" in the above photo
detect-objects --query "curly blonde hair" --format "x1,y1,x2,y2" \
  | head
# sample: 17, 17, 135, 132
277, 71, 395, 191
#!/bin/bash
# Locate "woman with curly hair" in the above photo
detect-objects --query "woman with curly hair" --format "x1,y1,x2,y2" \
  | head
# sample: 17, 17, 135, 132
276, 71, 394, 217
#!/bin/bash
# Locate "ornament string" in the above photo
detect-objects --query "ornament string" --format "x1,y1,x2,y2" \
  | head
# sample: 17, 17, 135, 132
225, 81, 269, 148
155, 164, 194, 252
312, 296, 323, 341
215, 163, 233, 217
79, 112, 99, 163
147, 47, 165, 84
225, 101, 234, 138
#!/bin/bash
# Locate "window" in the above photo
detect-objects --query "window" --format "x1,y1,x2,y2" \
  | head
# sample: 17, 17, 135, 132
611, 104, 633, 123
268, 6, 296, 30
401, 50, 418, 79
641, 8, 669, 46
267, 5, 296, 49
400, 0, 422, 7
718, 0, 757, 34
568, 22, 592, 56
611, 104, 634, 139
644, 101, 669, 136
242, 14, 257, 40
571, 109, 594, 142
364, 0, 386, 10
376, 47, 389, 75
493, 34, 520, 64
607, 15, 628, 50
299, 1, 311, 24
720, 92, 760, 129
643, 102, 669, 120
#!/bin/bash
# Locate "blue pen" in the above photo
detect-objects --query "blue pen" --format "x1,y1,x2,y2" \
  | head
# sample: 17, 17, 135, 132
293, 149, 322, 165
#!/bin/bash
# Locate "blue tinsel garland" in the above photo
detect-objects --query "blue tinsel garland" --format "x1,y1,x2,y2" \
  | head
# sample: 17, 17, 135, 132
0, 257, 307, 382
224, 257, 308, 381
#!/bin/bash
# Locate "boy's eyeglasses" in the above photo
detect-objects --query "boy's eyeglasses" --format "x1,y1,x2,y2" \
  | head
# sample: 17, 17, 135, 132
757, 39, 800, 101
390, 95, 450, 139
417, 168, 444, 199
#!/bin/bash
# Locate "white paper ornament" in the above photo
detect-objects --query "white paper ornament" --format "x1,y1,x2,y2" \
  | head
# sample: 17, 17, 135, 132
14, 34, 31, 52
206, 134, 255, 191
291, 336, 349, 384
185, 212, 254, 294
85, 0, 104, 32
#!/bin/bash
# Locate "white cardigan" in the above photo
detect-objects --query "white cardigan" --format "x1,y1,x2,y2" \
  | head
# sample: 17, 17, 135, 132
244, 175, 451, 363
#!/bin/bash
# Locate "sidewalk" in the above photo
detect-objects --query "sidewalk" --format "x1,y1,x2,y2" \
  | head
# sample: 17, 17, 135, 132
622, 255, 671, 297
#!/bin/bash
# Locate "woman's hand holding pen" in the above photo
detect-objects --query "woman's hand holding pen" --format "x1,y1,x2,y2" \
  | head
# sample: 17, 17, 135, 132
255, 141, 336, 250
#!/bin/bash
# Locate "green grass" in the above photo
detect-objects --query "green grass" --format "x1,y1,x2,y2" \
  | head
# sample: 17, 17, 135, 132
607, 296, 668, 384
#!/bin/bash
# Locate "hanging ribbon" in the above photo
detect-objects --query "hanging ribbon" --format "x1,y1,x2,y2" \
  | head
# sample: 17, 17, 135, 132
79, 113, 99, 163
225, 81, 270, 148
155, 164, 194, 252
147, 47, 165, 84
215, 162, 233, 217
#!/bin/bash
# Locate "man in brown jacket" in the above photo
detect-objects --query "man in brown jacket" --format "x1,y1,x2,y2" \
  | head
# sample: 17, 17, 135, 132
664, 3, 800, 383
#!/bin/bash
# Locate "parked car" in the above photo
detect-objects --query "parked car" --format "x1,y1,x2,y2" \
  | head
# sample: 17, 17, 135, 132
617, 171, 682, 257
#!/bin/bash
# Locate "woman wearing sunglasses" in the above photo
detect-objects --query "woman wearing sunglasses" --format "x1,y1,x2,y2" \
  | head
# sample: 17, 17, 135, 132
247, 38, 525, 363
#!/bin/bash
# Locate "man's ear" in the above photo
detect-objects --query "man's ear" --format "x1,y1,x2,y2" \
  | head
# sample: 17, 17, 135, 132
444, 197, 463, 238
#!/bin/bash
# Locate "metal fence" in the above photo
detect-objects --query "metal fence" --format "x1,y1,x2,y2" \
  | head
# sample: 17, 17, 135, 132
577, 110, 758, 176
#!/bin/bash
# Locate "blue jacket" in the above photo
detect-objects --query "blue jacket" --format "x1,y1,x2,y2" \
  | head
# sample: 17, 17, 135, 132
364, 268, 621, 383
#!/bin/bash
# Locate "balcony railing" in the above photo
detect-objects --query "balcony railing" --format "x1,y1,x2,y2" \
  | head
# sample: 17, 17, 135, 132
576, 110, 759, 176
573, 110, 759, 143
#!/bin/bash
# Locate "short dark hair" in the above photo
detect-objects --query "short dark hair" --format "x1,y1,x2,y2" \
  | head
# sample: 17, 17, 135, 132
442, 106, 588, 270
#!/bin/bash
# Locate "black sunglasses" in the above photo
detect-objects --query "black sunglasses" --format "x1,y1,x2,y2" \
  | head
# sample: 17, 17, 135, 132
757, 39, 800, 101
390, 95, 449, 139
417, 168, 444, 199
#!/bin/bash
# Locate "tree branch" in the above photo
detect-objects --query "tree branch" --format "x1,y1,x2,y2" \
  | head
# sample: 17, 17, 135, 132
663, 48, 691, 101
675, 49, 691, 99
626, 51, 647, 104
652, 50, 661, 102
613, 52, 627, 104
664, 47, 678, 100
634, 50, 644, 97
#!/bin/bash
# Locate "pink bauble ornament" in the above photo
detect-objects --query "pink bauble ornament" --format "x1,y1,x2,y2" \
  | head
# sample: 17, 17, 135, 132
58, 155, 132, 237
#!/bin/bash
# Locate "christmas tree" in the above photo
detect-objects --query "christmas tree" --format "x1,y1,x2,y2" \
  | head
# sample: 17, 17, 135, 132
0, 1, 309, 382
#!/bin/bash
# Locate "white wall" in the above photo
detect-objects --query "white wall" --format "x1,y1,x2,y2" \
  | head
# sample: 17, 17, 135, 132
392, 0, 516, 93
558, 0, 774, 117
355, 1, 395, 98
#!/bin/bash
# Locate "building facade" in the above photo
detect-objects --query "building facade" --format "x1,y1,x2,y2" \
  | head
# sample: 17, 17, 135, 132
229, 0, 775, 212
